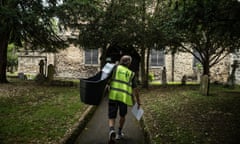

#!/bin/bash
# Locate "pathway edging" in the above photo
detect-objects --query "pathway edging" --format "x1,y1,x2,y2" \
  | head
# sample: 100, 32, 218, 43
60, 105, 97, 144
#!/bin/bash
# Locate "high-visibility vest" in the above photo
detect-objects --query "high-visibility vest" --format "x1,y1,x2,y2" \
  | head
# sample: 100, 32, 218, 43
109, 65, 135, 106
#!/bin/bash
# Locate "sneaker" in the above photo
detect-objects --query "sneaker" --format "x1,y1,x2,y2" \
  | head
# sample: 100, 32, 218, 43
116, 132, 124, 140
109, 130, 116, 142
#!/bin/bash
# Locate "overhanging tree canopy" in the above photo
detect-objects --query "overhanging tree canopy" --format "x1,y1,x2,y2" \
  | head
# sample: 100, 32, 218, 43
0, 0, 67, 83
75, 0, 164, 88
0, 0, 98, 83
157, 0, 240, 95
162, 0, 240, 76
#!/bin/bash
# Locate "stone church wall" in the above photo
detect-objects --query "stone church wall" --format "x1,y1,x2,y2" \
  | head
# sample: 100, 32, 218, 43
17, 45, 99, 79
18, 46, 236, 84
167, 52, 194, 81
149, 52, 231, 83
210, 56, 230, 83
18, 51, 55, 79
54, 45, 99, 78
149, 52, 194, 82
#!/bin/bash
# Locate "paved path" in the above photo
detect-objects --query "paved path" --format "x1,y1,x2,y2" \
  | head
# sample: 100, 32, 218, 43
74, 97, 145, 144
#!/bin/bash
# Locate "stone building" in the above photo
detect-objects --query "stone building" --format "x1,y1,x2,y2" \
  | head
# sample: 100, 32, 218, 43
18, 45, 99, 79
17, 45, 240, 84
230, 49, 240, 84
148, 49, 231, 83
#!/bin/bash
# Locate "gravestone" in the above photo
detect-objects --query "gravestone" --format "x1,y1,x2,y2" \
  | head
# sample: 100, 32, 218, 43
39, 59, 45, 75
47, 64, 55, 82
162, 67, 167, 85
181, 75, 187, 85
18, 72, 27, 80
35, 59, 46, 83
200, 75, 209, 95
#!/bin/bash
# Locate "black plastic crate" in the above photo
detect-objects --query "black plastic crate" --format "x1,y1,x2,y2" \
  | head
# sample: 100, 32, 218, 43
80, 72, 109, 105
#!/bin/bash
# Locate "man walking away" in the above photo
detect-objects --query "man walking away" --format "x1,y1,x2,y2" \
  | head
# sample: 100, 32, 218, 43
107, 55, 141, 143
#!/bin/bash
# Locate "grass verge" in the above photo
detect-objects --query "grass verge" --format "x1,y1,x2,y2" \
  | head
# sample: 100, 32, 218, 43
141, 84, 240, 144
0, 79, 88, 144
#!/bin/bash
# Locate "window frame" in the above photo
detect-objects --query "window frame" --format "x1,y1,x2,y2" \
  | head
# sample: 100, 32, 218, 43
150, 49, 165, 67
84, 49, 99, 65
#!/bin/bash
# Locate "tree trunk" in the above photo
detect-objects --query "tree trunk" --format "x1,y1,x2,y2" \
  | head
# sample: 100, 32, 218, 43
203, 63, 210, 76
140, 47, 147, 88
202, 59, 210, 96
171, 52, 175, 82
100, 46, 108, 69
140, 0, 147, 88
203, 58, 210, 75
0, 32, 10, 83
145, 47, 150, 89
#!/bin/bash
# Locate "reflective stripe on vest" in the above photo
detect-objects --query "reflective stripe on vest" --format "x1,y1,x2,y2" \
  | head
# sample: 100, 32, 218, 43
109, 65, 135, 106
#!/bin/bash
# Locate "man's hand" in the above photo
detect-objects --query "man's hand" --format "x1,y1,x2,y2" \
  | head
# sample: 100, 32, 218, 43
133, 88, 141, 109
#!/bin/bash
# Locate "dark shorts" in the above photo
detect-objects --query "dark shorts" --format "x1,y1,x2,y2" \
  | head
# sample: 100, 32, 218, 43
108, 100, 127, 119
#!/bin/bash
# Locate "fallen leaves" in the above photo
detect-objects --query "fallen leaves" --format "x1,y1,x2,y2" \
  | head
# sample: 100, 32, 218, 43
141, 85, 240, 144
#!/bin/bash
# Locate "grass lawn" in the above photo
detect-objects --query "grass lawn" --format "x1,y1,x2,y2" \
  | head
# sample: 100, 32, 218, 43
141, 84, 240, 144
1, 77, 240, 144
0, 78, 88, 144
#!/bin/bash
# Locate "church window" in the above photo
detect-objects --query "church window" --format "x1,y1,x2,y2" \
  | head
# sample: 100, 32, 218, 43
150, 49, 165, 67
85, 49, 98, 64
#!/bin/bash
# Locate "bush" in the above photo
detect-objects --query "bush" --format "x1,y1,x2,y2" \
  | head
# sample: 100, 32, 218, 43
148, 73, 154, 81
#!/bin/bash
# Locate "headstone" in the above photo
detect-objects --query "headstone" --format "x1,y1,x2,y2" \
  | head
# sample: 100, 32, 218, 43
181, 75, 187, 85
18, 72, 26, 80
35, 59, 46, 83
162, 67, 167, 85
39, 59, 45, 75
200, 75, 209, 95
47, 64, 55, 82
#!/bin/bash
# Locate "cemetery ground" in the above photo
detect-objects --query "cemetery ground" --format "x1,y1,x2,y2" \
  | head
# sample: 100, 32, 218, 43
142, 84, 240, 144
0, 78, 240, 144
0, 78, 89, 143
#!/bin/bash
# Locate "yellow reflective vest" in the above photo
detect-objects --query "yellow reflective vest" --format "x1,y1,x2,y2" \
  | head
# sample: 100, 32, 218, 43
109, 65, 135, 106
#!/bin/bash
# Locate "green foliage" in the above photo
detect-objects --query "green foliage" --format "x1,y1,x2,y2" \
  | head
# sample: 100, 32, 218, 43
76, 0, 144, 49
73, 0, 166, 87
0, 0, 71, 83
196, 62, 203, 72
7, 43, 18, 72
161, 0, 240, 75
0, 0, 68, 51
148, 72, 154, 81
